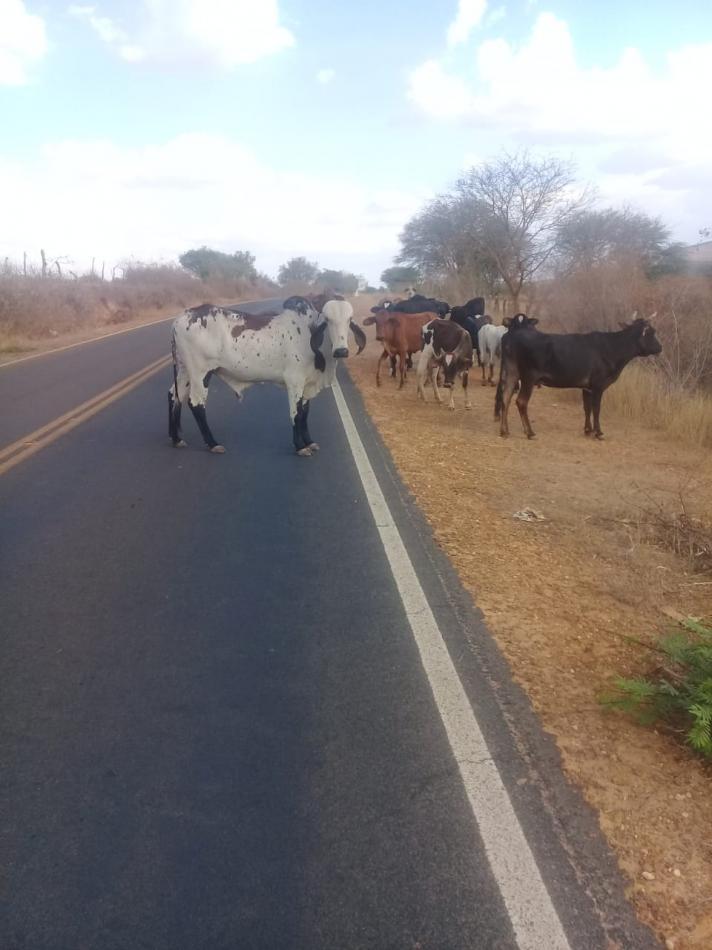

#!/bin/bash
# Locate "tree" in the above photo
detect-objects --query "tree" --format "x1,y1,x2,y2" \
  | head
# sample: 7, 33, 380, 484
278, 256, 320, 286
454, 151, 590, 310
556, 207, 685, 277
380, 265, 420, 290
317, 269, 360, 294
179, 247, 257, 282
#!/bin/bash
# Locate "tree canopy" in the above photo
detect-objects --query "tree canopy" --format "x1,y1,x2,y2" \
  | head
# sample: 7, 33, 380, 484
380, 265, 420, 290
278, 256, 320, 286
179, 247, 257, 282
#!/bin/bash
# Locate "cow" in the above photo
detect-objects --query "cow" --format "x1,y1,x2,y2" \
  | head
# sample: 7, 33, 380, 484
168, 298, 366, 456
494, 313, 662, 439
478, 322, 507, 386
417, 319, 474, 410
391, 294, 451, 317
449, 299, 491, 365
363, 309, 437, 387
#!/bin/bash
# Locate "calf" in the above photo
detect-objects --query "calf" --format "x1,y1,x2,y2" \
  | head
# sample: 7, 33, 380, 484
495, 313, 662, 439
478, 322, 507, 385
168, 298, 366, 456
417, 319, 474, 410
363, 310, 437, 387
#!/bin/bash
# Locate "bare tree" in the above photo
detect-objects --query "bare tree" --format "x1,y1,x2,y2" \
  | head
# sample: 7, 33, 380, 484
455, 152, 590, 310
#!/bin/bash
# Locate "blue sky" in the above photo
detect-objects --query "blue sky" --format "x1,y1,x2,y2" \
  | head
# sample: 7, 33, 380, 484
1, 0, 711, 283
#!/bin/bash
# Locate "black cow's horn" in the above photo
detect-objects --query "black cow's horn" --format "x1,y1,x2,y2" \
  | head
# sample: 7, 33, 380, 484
350, 320, 367, 355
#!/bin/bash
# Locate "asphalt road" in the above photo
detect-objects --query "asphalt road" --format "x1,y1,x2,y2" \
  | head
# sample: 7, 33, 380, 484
0, 302, 659, 949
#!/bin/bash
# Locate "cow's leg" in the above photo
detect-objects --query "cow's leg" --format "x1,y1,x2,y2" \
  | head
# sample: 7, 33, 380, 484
389, 354, 397, 378
462, 370, 471, 410
488, 362, 496, 386
398, 351, 407, 389
299, 398, 319, 452
168, 364, 189, 447
481, 358, 488, 385
376, 350, 389, 387
168, 389, 186, 447
583, 390, 593, 435
516, 377, 536, 439
287, 389, 313, 457
592, 389, 604, 439
187, 375, 224, 453
498, 367, 518, 436
430, 366, 443, 404
416, 357, 428, 402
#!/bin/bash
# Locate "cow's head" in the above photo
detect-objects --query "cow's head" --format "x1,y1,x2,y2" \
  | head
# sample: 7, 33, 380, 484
283, 295, 317, 318
624, 315, 662, 356
321, 299, 365, 358
362, 309, 390, 342
504, 312, 538, 330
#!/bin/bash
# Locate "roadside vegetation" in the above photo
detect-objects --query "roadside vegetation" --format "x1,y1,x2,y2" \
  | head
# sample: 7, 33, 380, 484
0, 248, 277, 358
602, 618, 712, 760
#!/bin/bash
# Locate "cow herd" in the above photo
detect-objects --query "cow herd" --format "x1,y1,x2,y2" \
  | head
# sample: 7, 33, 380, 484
168, 291, 662, 455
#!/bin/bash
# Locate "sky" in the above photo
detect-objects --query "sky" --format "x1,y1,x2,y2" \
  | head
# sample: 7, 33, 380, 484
1, 0, 711, 284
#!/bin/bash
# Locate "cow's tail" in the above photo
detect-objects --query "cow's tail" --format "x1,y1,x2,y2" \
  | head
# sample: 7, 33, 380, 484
494, 335, 507, 420
171, 329, 180, 402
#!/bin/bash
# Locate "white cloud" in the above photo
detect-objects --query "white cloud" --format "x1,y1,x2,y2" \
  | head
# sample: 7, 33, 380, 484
485, 5, 505, 27
68, 0, 294, 69
316, 67, 335, 84
447, 0, 487, 47
0, 0, 47, 85
0, 134, 423, 282
410, 13, 712, 153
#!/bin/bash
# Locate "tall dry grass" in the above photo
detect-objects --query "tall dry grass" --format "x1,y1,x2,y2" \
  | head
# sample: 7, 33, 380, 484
0, 262, 276, 352
607, 363, 712, 448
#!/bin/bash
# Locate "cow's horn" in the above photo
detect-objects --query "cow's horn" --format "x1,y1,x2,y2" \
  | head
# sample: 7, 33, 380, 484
350, 320, 367, 355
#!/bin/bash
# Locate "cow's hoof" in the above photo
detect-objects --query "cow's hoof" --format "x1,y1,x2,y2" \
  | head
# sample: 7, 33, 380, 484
465, 404, 472, 410
481, 381, 487, 387
173, 439, 187, 448
595, 432, 605, 440
448, 405, 455, 411
584, 429, 592, 436
308, 442, 320, 452
527, 433, 536, 440
210, 444, 226, 454
297, 447, 312, 457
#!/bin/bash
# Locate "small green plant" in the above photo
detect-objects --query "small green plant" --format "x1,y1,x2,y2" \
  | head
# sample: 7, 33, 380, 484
601, 618, 712, 758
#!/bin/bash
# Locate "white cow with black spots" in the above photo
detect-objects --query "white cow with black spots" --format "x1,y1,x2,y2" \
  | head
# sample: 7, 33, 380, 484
168, 296, 366, 456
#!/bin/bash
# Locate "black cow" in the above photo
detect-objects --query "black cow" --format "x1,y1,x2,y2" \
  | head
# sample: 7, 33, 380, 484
450, 299, 491, 365
391, 294, 450, 317
495, 313, 662, 439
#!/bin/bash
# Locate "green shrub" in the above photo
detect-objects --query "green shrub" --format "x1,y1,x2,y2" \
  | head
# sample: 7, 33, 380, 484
601, 618, 712, 758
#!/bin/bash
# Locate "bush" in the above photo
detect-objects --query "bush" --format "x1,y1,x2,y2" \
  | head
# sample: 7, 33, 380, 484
601, 618, 712, 759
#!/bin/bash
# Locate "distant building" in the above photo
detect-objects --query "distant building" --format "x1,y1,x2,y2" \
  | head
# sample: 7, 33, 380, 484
682, 240, 712, 271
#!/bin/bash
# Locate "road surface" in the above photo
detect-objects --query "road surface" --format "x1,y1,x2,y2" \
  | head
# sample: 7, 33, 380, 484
0, 301, 659, 949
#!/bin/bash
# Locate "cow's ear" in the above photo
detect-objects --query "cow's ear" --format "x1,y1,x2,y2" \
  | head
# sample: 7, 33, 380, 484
350, 320, 367, 354
503, 316, 513, 327
362, 316, 376, 326
529, 317, 539, 326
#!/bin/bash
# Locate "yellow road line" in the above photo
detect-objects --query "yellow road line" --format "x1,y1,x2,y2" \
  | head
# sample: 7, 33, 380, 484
0, 354, 171, 476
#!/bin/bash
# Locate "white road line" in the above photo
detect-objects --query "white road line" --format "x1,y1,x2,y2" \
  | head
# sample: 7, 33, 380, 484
332, 378, 571, 950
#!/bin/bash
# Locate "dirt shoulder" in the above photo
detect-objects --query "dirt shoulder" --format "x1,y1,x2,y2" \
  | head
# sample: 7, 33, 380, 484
347, 299, 712, 949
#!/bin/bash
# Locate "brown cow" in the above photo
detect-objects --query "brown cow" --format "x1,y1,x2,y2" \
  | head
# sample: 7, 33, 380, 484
417, 319, 473, 410
363, 310, 437, 387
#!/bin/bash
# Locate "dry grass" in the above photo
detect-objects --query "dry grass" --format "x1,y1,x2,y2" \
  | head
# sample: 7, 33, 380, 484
607, 364, 712, 449
0, 265, 276, 357
350, 294, 712, 948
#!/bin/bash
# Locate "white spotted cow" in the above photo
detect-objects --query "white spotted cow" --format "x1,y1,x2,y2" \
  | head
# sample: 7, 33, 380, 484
478, 322, 507, 386
168, 296, 366, 456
